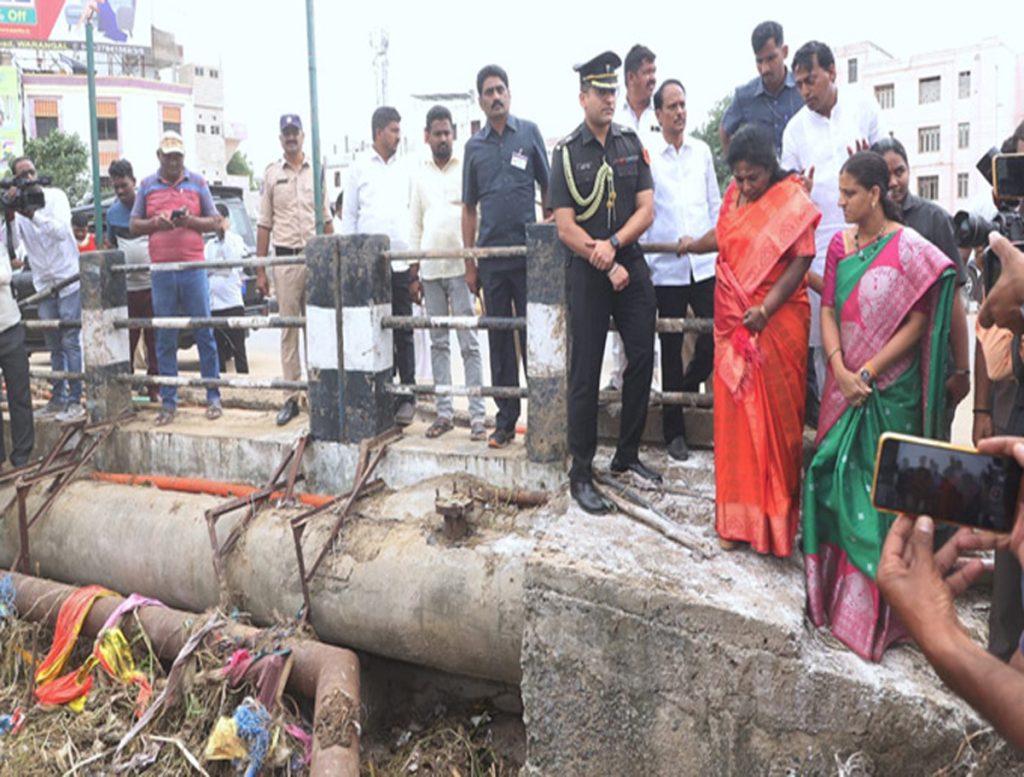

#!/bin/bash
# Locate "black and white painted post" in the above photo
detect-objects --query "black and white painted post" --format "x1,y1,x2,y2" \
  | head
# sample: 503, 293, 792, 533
338, 234, 394, 442
305, 235, 343, 441
525, 223, 569, 463
80, 249, 132, 421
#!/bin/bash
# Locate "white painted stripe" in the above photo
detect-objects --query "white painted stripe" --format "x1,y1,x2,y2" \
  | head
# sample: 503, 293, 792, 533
82, 306, 129, 368
527, 302, 566, 378
343, 304, 393, 373
306, 304, 339, 370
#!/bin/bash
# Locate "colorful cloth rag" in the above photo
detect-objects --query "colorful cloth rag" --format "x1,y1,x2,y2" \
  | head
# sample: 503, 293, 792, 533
225, 648, 293, 710
35, 584, 113, 686
100, 593, 166, 633
235, 698, 272, 777
204, 716, 248, 760
95, 627, 154, 717
0, 708, 24, 736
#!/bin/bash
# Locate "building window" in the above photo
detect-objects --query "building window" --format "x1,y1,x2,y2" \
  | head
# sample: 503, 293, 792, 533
957, 173, 969, 199
848, 58, 858, 83
334, 171, 341, 187
958, 122, 970, 149
197, 124, 206, 134
919, 76, 941, 104
210, 125, 221, 136
918, 125, 941, 153
210, 68, 219, 78
959, 70, 971, 98
161, 104, 182, 134
875, 84, 895, 110
33, 98, 59, 139
96, 100, 117, 141
195, 66, 204, 76
918, 175, 939, 201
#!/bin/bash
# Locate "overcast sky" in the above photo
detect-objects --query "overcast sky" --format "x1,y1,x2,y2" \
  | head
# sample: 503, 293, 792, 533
152, 0, 1022, 168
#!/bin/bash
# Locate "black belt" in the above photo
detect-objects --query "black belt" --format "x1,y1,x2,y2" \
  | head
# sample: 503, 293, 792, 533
274, 246, 303, 256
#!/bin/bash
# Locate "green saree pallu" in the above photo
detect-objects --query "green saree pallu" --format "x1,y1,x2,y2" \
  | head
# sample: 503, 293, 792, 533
803, 227, 955, 662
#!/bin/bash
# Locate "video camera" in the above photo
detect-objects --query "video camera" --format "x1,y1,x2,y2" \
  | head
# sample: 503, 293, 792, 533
0, 172, 51, 213
954, 149, 1024, 292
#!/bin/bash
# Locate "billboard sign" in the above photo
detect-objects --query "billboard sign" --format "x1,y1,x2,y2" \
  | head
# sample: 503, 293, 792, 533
0, 65, 21, 160
0, 1, 150, 54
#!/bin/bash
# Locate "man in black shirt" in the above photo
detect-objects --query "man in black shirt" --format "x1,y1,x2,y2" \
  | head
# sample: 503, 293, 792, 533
548, 51, 659, 514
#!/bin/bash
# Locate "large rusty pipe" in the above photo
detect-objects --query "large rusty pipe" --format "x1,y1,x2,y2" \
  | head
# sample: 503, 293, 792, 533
8, 572, 359, 777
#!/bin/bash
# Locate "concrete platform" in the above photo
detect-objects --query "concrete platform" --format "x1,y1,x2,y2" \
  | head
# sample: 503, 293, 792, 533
32, 405, 565, 494
10, 407, 1021, 774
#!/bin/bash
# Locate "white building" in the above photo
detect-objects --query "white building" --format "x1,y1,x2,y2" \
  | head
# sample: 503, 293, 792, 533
835, 38, 1024, 215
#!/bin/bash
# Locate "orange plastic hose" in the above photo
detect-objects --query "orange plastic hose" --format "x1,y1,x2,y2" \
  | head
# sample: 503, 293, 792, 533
91, 473, 335, 508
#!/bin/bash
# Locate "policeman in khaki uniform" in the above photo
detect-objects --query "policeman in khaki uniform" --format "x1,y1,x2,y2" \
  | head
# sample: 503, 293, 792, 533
548, 51, 660, 514
256, 114, 333, 426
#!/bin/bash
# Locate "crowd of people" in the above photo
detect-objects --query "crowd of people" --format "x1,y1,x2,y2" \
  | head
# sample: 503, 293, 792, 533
3, 16, 1024, 744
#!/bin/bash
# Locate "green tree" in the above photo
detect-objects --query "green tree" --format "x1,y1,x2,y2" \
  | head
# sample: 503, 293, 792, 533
691, 95, 732, 193
24, 130, 89, 204
227, 150, 256, 190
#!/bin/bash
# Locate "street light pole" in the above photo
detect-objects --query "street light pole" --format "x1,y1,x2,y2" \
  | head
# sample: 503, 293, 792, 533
85, 19, 103, 244
305, 0, 324, 235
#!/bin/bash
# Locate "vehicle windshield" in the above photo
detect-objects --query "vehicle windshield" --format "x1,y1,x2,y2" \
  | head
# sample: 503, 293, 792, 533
219, 198, 256, 254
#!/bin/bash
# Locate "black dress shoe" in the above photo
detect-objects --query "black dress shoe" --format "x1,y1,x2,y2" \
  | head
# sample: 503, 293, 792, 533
570, 480, 612, 514
276, 398, 300, 426
667, 436, 690, 462
610, 457, 663, 483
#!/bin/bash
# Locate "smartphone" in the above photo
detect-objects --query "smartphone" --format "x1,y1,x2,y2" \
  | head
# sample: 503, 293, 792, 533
871, 432, 1021, 533
170, 207, 188, 220
993, 153, 1024, 200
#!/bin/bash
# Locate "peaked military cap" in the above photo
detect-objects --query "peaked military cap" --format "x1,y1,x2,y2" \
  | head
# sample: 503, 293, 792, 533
574, 51, 620, 90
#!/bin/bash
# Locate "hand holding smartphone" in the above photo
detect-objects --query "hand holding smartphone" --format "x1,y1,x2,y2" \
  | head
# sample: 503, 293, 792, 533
872, 432, 1022, 533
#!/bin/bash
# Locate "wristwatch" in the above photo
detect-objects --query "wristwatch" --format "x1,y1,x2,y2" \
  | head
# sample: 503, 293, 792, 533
859, 368, 874, 385
609, 234, 621, 251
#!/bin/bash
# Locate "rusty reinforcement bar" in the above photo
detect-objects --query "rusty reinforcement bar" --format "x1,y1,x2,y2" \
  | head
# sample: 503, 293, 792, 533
8, 572, 360, 776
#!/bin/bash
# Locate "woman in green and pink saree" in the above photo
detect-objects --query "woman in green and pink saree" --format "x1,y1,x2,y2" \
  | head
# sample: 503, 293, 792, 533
803, 152, 956, 661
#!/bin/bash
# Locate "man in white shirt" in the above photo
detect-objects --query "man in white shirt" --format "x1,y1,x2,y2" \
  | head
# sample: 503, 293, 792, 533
605, 44, 662, 392
410, 106, 486, 441
340, 106, 417, 426
5, 156, 83, 422
206, 202, 248, 374
781, 40, 886, 425
616, 44, 661, 146
646, 80, 721, 461
0, 221, 32, 464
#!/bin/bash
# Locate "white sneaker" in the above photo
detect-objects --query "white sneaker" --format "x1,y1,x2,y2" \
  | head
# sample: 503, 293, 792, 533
56, 405, 86, 424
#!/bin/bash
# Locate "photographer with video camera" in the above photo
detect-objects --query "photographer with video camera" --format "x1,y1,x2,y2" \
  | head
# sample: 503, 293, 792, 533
876, 232, 1024, 751
956, 125, 1024, 662
3, 156, 83, 423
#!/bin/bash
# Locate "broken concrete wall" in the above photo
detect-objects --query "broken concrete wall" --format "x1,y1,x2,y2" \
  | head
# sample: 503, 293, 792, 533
519, 467, 1020, 775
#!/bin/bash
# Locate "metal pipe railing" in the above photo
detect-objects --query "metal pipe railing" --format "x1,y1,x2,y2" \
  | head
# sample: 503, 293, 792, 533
113, 316, 305, 330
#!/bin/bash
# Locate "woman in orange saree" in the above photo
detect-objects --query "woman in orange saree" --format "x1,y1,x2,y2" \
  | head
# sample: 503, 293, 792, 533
682, 125, 820, 555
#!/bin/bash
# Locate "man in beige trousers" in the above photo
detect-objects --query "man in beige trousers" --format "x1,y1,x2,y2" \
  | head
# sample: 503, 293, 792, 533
256, 114, 332, 426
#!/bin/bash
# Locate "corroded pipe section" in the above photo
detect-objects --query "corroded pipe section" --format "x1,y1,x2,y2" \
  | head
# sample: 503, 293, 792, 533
9, 572, 360, 777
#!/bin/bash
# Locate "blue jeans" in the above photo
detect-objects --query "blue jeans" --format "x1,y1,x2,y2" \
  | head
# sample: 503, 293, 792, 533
38, 289, 82, 406
150, 267, 220, 409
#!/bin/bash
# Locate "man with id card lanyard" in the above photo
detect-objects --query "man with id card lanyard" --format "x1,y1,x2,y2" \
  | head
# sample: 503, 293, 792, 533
462, 64, 550, 448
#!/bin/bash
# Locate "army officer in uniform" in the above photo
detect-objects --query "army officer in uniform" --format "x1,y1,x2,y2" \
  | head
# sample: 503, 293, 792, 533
549, 51, 660, 514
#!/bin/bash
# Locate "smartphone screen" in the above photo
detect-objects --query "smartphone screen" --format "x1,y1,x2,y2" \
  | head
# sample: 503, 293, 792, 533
872, 433, 1021, 533
994, 153, 1024, 199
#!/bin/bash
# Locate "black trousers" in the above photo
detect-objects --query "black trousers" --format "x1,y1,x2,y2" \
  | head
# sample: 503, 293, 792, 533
211, 305, 249, 373
481, 266, 527, 433
568, 254, 655, 483
655, 278, 715, 443
0, 322, 33, 466
392, 270, 415, 392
